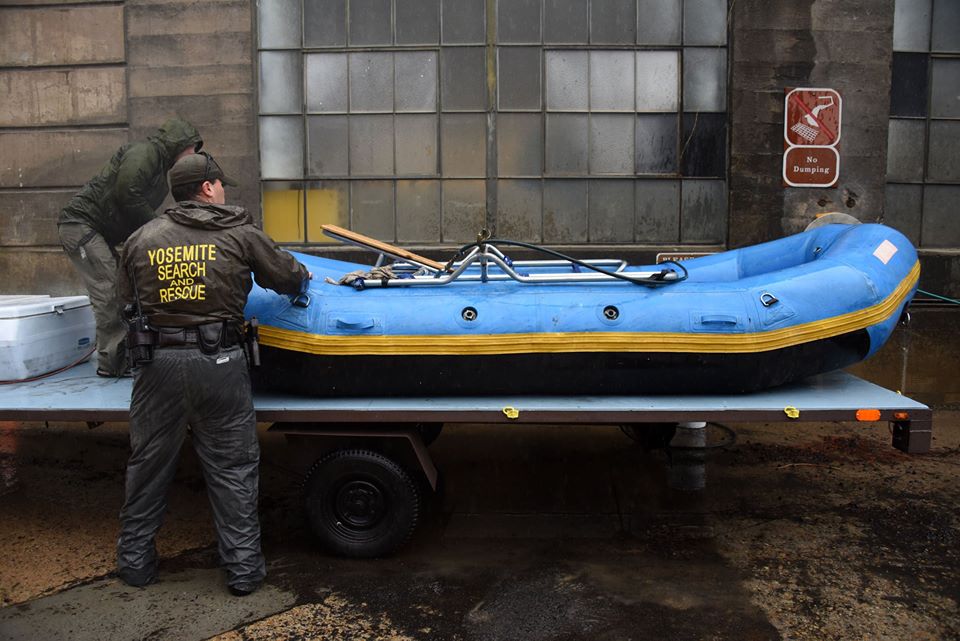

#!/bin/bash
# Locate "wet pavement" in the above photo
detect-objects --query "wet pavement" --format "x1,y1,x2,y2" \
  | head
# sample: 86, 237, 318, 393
1, 409, 958, 641
1, 308, 958, 640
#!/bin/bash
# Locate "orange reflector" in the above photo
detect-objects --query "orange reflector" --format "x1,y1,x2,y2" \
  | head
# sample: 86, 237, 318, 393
893, 411, 909, 420
856, 409, 882, 422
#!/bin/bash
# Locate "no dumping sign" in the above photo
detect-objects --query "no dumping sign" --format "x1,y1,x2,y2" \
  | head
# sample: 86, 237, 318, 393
783, 88, 842, 188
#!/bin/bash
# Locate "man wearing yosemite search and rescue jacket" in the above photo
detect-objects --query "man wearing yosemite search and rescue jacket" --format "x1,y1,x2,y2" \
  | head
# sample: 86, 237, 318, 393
115, 152, 310, 597
57, 118, 203, 377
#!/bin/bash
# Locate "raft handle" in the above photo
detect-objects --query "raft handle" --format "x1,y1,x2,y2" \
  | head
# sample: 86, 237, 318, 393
335, 317, 376, 330
760, 292, 779, 307
292, 293, 311, 308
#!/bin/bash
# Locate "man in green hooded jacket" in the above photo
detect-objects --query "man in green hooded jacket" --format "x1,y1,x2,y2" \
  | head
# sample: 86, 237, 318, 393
58, 118, 203, 377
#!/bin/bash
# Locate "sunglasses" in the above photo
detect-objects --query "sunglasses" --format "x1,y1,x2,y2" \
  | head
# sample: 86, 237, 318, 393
198, 151, 229, 186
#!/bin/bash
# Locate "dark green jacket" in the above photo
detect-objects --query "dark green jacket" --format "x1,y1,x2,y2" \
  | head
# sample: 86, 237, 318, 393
118, 201, 309, 327
59, 118, 202, 246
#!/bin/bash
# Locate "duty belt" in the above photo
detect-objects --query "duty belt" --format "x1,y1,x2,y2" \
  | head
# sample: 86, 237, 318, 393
154, 324, 241, 349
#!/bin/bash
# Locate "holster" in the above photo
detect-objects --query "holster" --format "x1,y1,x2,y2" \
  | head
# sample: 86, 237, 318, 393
125, 316, 156, 368
244, 318, 261, 367
197, 322, 224, 355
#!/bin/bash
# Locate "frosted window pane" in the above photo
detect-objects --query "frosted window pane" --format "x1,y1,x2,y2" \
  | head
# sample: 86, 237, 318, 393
545, 51, 588, 110
307, 116, 348, 176
350, 52, 394, 112
442, 0, 486, 43
305, 53, 348, 112
886, 119, 924, 181
683, 48, 726, 112
497, 180, 543, 242
891, 53, 929, 117
498, 113, 543, 176
928, 120, 960, 181
397, 181, 441, 242
932, 0, 960, 52
684, 0, 727, 45
498, 0, 541, 43
543, 180, 587, 242
921, 185, 960, 247
498, 48, 542, 110
260, 52, 302, 114
396, 52, 438, 112
260, 116, 303, 179
590, 51, 635, 111
589, 180, 634, 242
442, 180, 487, 242
680, 112, 726, 177
351, 181, 395, 241
395, 114, 438, 176
636, 51, 679, 111
349, 0, 391, 45
681, 179, 726, 243
305, 180, 349, 242
258, 0, 301, 48
304, 0, 346, 47
894, 0, 932, 52
397, 0, 440, 45
931, 59, 960, 117
441, 114, 487, 176
884, 184, 922, 246
441, 47, 487, 110
636, 114, 677, 174
636, 180, 680, 242
637, 0, 681, 45
545, 113, 588, 175
263, 181, 304, 243
544, 0, 588, 43
590, 0, 636, 44
590, 114, 634, 174
349, 115, 394, 175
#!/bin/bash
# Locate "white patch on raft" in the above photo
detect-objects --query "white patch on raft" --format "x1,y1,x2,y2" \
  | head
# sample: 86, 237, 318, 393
873, 240, 898, 265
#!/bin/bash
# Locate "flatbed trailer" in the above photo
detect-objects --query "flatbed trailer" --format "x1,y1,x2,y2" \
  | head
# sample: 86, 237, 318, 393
0, 360, 932, 557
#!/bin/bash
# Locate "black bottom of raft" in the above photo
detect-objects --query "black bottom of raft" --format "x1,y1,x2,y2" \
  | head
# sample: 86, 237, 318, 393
251, 330, 871, 397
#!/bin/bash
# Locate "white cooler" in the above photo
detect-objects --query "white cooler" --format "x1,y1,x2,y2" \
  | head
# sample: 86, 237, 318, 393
0, 295, 96, 381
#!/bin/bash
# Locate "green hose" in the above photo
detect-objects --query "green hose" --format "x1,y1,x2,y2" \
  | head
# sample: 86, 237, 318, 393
917, 289, 960, 306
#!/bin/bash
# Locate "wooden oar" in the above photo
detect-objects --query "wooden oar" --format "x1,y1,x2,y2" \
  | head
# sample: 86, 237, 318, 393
321, 224, 447, 272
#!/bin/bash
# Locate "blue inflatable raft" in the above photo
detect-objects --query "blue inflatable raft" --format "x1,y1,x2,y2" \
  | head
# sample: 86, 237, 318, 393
245, 223, 919, 396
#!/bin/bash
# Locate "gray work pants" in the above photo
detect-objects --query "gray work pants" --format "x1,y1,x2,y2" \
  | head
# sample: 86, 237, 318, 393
58, 222, 127, 376
117, 345, 266, 588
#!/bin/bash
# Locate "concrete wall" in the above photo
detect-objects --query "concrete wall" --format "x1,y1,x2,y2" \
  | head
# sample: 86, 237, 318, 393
729, 0, 959, 299
0, 0, 957, 299
729, 0, 891, 243
0, 0, 259, 295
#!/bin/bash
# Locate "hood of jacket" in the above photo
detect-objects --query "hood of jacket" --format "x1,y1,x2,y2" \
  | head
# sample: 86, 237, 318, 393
150, 118, 202, 168
165, 201, 252, 230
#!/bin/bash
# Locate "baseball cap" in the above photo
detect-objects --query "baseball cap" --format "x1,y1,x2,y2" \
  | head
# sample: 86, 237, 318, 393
169, 152, 238, 188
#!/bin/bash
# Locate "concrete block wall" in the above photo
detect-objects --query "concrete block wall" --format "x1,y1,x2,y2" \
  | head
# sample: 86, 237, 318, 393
729, 0, 892, 245
0, 1, 127, 294
0, 0, 258, 295
0, 0, 957, 298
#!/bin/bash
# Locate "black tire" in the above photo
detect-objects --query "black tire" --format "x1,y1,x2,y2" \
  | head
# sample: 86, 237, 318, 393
620, 423, 677, 450
303, 449, 420, 558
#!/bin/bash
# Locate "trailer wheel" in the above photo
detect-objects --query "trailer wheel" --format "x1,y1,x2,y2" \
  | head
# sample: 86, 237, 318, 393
620, 423, 677, 450
304, 449, 420, 558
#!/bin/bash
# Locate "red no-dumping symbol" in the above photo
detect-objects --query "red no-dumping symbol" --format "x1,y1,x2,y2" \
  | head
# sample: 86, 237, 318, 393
784, 88, 842, 147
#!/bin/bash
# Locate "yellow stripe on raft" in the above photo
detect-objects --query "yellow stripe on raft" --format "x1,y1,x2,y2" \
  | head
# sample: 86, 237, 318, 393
259, 261, 920, 356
